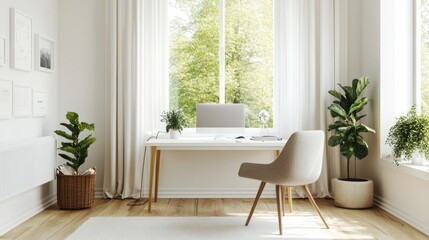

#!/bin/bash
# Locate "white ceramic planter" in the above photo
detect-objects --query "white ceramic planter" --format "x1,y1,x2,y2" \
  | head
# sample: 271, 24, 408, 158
411, 152, 426, 166
332, 178, 373, 209
169, 130, 180, 139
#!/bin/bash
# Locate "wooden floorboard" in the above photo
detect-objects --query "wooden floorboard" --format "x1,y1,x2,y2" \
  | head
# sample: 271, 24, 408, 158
1, 198, 428, 240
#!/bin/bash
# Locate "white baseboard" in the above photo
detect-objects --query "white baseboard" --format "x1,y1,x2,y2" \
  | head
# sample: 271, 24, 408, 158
374, 194, 429, 236
95, 188, 104, 199
96, 188, 305, 199
0, 193, 57, 237
95, 188, 276, 199
150, 188, 278, 198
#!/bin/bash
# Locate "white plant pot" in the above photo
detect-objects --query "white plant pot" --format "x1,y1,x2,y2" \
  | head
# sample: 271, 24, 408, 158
411, 152, 426, 166
332, 178, 373, 209
169, 130, 180, 139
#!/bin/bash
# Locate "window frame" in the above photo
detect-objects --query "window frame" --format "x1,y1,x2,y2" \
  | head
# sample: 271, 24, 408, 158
384, 0, 429, 175
415, 0, 422, 112
168, 0, 277, 135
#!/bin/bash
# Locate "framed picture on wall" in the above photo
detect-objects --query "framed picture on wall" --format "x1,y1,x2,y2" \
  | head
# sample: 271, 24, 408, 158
32, 90, 48, 117
35, 34, 54, 72
0, 37, 6, 67
13, 86, 32, 117
0, 80, 13, 119
10, 8, 32, 71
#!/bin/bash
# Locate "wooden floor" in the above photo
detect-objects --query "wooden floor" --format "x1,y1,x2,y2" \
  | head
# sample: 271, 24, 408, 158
1, 198, 428, 240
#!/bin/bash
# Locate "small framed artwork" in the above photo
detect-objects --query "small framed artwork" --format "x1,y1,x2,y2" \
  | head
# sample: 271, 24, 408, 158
10, 8, 32, 71
0, 37, 6, 67
35, 34, 54, 72
13, 86, 32, 117
0, 80, 13, 119
33, 91, 48, 117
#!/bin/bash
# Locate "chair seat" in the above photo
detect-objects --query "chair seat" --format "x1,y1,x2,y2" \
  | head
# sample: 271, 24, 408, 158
239, 162, 314, 186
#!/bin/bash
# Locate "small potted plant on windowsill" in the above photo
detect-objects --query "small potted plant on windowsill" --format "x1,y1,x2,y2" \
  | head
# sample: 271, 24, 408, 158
327, 77, 376, 209
54, 112, 97, 210
386, 106, 429, 166
161, 108, 187, 139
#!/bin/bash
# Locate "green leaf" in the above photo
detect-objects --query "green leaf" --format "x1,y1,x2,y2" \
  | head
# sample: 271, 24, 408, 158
328, 90, 342, 100
328, 135, 342, 146
340, 142, 354, 159
58, 153, 76, 162
79, 135, 96, 150
352, 79, 359, 97
355, 114, 367, 121
328, 121, 347, 131
349, 114, 356, 125
59, 146, 78, 155
354, 77, 369, 96
328, 103, 347, 119
356, 123, 376, 133
66, 162, 79, 173
60, 142, 73, 148
349, 97, 369, 114
354, 136, 369, 159
79, 122, 95, 132
66, 112, 79, 125
60, 123, 78, 134
54, 130, 74, 140
338, 84, 356, 100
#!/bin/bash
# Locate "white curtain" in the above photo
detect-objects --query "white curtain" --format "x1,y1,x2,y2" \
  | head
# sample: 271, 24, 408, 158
104, 0, 168, 198
275, 0, 341, 198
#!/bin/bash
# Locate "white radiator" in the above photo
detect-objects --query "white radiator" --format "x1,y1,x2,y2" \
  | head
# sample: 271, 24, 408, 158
0, 136, 56, 201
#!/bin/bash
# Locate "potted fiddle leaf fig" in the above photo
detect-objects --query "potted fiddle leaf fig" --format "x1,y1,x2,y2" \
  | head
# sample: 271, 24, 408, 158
327, 77, 376, 209
161, 108, 187, 139
54, 112, 97, 209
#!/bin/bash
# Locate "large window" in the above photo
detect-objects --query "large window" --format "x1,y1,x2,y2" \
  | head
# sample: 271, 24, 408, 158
417, 0, 429, 113
169, 0, 274, 128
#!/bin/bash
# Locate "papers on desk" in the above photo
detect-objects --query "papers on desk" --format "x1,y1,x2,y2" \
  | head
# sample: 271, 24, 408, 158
250, 136, 282, 141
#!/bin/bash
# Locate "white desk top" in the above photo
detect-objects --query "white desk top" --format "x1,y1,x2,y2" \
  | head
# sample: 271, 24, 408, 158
145, 138, 287, 150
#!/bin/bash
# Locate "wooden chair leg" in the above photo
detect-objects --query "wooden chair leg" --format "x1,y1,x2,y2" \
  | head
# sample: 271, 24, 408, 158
154, 150, 161, 202
302, 185, 329, 229
281, 186, 285, 216
276, 185, 283, 235
287, 186, 293, 213
245, 181, 266, 226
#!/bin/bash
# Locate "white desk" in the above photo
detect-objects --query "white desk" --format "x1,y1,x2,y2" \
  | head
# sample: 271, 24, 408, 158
145, 138, 287, 212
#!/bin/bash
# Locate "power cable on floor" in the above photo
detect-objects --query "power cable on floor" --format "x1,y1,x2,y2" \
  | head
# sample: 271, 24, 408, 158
128, 131, 165, 206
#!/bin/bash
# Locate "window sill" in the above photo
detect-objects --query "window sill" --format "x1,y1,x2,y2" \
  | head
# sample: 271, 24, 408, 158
380, 156, 429, 182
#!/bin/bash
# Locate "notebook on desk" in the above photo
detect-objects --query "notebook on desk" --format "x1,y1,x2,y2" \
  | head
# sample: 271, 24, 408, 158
250, 136, 282, 141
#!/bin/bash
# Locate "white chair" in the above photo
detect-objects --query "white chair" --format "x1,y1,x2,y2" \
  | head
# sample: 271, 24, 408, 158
238, 130, 329, 235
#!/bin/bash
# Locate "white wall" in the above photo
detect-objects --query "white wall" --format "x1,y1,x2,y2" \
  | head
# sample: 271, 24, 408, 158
0, 0, 58, 235
58, 0, 106, 192
348, 0, 429, 235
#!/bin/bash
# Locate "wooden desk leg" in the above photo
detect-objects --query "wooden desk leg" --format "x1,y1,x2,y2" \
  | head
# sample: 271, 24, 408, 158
154, 150, 161, 202
288, 186, 293, 213
148, 146, 157, 213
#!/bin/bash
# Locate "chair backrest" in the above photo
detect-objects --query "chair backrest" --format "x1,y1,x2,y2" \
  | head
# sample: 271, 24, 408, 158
272, 130, 325, 186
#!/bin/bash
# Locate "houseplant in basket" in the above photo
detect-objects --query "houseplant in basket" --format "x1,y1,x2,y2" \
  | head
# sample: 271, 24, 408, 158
327, 77, 376, 208
386, 106, 429, 166
160, 108, 187, 139
54, 112, 96, 210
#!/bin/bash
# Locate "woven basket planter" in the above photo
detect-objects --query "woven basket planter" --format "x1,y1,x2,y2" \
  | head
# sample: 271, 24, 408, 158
57, 172, 96, 210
